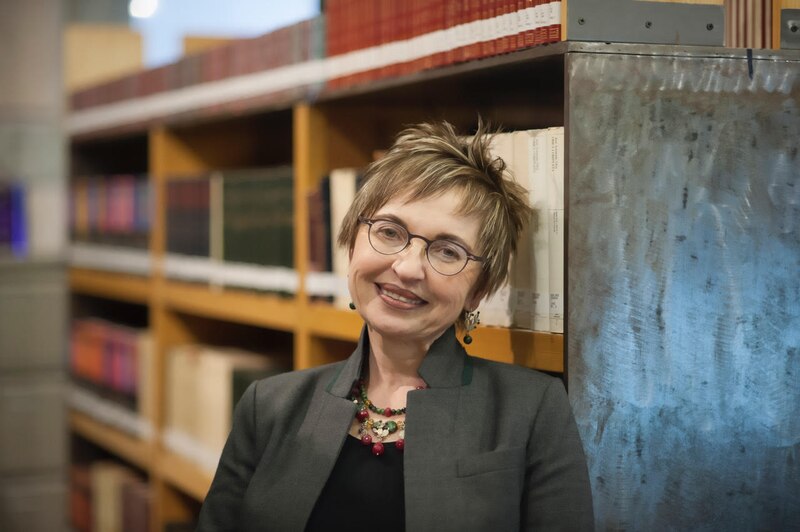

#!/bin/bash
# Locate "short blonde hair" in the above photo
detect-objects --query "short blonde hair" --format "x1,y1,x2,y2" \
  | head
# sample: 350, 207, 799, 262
338, 120, 532, 299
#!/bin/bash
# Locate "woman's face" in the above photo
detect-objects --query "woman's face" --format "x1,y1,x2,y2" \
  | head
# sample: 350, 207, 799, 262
348, 189, 485, 346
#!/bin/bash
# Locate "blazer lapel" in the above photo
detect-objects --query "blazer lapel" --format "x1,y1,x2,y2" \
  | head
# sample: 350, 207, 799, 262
276, 330, 367, 529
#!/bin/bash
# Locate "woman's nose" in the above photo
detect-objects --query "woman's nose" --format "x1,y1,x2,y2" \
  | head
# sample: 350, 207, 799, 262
392, 239, 427, 280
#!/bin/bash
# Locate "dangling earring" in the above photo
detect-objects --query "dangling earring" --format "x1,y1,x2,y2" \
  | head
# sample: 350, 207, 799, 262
463, 311, 480, 344
349, 302, 356, 310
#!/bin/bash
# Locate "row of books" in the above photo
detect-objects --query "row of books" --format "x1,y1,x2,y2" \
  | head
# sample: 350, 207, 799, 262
69, 1, 563, 113
306, 168, 366, 306
725, 0, 772, 49
165, 165, 295, 290
326, 0, 561, 89
70, 16, 325, 111
482, 127, 564, 333
0, 181, 28, 258
70, 175, 151, 248
70, 319, 154, 420
305, 127, 565, 333
71, 461, 151, 532
164, 344, 290, 472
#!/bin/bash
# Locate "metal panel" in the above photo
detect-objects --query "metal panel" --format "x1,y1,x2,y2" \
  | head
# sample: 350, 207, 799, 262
567, 47, 800, 529
0, 473, 68, 532
0, 262, 67, 371
781, 10, 800, 50
567, 0, 724, 45
0, 372, 67, 472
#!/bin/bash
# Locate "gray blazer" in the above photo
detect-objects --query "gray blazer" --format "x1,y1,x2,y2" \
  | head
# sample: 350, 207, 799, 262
197, 328, 594, 531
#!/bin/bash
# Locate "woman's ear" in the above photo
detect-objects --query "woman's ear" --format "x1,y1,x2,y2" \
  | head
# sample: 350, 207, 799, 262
465, 286, 486, 313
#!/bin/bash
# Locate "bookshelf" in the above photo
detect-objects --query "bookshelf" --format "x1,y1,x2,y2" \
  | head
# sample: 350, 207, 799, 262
66, 44, 570, 528
65, 3, 799, 529
69, 268, 152, 304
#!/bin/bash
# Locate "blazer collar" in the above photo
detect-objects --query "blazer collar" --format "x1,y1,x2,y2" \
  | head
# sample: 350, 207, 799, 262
327, 325, 470, 397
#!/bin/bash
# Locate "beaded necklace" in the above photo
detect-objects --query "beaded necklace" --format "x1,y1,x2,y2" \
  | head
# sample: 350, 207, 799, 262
350, 379, 423, 456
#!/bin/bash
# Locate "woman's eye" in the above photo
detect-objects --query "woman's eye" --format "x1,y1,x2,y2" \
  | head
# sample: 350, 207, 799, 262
431, 242, 464, 262
376, 226, 403, 241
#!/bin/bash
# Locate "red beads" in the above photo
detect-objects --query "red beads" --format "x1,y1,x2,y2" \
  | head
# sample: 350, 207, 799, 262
360, 434, 372, 445
372, 442, 385, 456
383, 407, 393, 417
395, 439, 405, 451
356, 409, 369, 422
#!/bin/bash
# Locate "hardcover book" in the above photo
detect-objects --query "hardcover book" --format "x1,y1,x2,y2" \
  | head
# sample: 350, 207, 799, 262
222, 166, 294, 268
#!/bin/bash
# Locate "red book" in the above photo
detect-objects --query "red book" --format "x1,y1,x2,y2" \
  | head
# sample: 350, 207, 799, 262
70, 465, 92, 532
482, 0, 496, 59
548, 0, 561, 43
536, 0, 548, 45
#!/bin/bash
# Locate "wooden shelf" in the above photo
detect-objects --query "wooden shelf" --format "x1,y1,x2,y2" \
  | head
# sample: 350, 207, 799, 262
303, 305, 563, 373
162, 280, 298, 331
466, 327, 564, 373
69, 267, 151, 304
156, 448, 214, 502
69, 410, 154, 470
305, 303, 364, 341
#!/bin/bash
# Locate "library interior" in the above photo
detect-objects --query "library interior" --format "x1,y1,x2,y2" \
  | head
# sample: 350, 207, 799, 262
1, 0, 798, 530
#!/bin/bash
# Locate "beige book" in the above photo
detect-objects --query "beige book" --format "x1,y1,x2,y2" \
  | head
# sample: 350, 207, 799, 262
510, 130, 536, 329
195, 347, 272, 455
90, 461, 134, 532
135, 331, 155, 427
529, 129, 551, 332
329, 168, 359, 308
166, 345, 203, 440
547, 127, 565, 333
481, 132, 515, 327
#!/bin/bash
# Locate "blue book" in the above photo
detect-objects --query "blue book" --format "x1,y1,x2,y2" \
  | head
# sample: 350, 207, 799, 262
9, 183, 27, 258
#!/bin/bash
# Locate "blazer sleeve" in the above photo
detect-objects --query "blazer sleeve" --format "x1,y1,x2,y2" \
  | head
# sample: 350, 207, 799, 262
197, 381, 260, 531
522, 378, 595, 531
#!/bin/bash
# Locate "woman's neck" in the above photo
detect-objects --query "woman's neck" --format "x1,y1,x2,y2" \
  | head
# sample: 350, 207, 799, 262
364, 327, 430, 405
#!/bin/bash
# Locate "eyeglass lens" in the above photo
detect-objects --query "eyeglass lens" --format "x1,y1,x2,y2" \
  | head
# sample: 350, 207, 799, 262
368, 219, 469, 275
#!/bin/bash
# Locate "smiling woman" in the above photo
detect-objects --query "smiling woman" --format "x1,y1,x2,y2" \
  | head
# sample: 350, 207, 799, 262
197, 121, 594, 531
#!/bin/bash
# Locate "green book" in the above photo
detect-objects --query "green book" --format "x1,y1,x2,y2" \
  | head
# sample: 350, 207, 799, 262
222, 166, 293, 268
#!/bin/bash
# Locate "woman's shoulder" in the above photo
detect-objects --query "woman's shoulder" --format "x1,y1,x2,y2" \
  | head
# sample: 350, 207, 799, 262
467, 355, 566, 401
468, 355, 556, 384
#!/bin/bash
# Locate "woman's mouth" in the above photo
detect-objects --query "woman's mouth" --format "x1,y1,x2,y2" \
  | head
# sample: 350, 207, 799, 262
376, 284, 427, 307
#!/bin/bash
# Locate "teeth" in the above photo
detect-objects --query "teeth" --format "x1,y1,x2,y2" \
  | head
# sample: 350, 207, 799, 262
381, 287, 423, 305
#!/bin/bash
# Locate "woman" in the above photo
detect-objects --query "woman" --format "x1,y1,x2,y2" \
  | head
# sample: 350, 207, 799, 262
197, 121, 594, 531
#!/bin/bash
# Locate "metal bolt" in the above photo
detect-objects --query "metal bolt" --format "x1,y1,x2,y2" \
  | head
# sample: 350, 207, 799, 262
791, 24, 798, 33
578, 18, 585, 25
645, 21, 652, 29
706, 23, 714, 31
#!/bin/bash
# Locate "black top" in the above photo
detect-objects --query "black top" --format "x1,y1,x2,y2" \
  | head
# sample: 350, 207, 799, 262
305, 436, 405, 532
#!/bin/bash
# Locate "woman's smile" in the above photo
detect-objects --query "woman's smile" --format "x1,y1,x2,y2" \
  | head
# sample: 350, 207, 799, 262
376, 283, 428, 308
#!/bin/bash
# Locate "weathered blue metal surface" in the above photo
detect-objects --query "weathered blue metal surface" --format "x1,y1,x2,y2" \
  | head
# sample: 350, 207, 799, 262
567, 47, 800, 530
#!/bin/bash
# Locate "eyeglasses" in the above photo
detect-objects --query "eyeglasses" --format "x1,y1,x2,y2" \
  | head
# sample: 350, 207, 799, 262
358, 216, 486, 276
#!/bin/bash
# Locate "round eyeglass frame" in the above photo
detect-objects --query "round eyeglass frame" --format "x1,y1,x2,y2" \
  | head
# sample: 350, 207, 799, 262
358, 216, 487, 276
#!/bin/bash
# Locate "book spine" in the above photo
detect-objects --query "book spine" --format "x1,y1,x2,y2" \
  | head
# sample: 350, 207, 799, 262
510, 130, 535, 329
530, 129, 551, 332
10, 182, 27, 257
0, 183, 11, 253
222, 167, 294, 269
547, 127, 565, 333
329, 168, 359, 308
